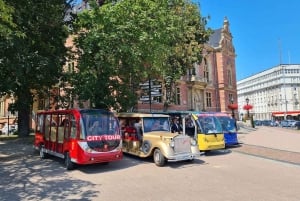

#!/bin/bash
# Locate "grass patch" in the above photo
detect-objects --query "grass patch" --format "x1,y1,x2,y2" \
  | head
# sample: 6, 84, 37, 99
0, 133, 35, 144
0, 135, 18, 141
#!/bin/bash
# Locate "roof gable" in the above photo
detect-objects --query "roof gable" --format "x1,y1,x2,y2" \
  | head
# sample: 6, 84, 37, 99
207, 28, 222, 48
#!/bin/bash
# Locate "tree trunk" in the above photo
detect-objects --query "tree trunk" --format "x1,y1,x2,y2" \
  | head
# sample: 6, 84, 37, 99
17, 104, 31, 137
16, 90, 32, 138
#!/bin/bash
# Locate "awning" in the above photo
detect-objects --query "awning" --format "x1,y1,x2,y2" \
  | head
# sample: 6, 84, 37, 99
289, 113, 300, 116
272, 113, 284, 117
272, 111, 300, 117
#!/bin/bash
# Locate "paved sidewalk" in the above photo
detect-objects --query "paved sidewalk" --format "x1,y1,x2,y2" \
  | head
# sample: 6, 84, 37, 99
0, 137, 34, 162
233, 125, 300, 165
236, 121, 257, 134
238, 126, 300, 152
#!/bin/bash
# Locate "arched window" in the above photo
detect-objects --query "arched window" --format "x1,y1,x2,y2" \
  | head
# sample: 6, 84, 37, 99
206, 92, 212, 107
203, 58, 209, 82
228, 68, 232, 85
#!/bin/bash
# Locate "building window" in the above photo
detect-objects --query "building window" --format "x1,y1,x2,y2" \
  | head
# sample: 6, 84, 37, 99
229, 94, 233, 102
206, 92, 212, 107
204, 63, 209, 82
228, 69, 232, 85
175, 87, 181, 105
0, 101, 3, 116
188, 68, 196, 76
204, 58, 207, 66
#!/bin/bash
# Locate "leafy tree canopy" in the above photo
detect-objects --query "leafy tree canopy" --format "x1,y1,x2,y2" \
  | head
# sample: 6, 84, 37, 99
0, 0, 74, 136
72, 0, 211, 111
0, 0, 16, 38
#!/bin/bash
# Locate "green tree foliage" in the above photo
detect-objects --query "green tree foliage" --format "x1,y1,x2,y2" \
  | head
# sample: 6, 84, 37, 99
72, 0, 211, 111
163, 1, 212, 104
0, 0, 17, 38
167, 1, 212, 77
0, 0, 74, 137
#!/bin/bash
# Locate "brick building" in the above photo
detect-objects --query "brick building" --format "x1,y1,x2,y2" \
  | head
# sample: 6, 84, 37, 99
137, 17, 237, 116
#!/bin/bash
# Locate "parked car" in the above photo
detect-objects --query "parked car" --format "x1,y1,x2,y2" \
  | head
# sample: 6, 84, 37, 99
261, 120, 272, 126
294, 121, 300, 129
288, 120, 298, 127
279, 120, 289, 127
280, 120, 298, 127
270, 121, 279, 127
290, 120, 300, 128
254, 120, 262, 126
0, 123, 18, 135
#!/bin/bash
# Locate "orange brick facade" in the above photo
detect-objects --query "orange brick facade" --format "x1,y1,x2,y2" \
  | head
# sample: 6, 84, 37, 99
137, 18, 238, 117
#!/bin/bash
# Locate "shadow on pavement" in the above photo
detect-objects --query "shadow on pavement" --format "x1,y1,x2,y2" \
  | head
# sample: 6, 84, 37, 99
202, 149, 232, 157
0, 137, 139, 200
0, 153, 99, 201
122, 152, 206, 169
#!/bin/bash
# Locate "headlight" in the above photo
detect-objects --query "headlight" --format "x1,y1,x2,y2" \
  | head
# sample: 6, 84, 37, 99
190, 138, 197, 146
78, 141, 93, 153
170, 140, 175, 148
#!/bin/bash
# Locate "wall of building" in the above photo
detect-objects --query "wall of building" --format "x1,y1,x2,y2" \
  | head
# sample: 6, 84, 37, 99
136, 18, 238, 116
237, 64, 300, 120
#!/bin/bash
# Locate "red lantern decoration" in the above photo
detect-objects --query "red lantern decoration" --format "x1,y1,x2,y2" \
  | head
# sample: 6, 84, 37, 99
228, 103, 238, 110
243, 104, 253, 111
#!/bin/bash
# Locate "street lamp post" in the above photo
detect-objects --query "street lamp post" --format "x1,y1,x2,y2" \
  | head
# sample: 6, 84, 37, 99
245, 97, 255, 128
7, 112, 9, 136
230, 97, 235, 119
7, 96, 14, 136
246, 97, 250, 118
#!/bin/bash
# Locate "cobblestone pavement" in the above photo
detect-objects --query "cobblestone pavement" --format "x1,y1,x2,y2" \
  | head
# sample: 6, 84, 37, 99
0, 137, 34, 161
1, 128, 300, 201
233, 125, 300, 165
233, 144, 300, 165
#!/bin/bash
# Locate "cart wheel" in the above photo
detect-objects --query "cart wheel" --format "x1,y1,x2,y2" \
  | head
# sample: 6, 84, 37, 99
65, 152, 75, 170
39, 145, 47, 159
141, 140, 151, 154
153, 148, 166, 167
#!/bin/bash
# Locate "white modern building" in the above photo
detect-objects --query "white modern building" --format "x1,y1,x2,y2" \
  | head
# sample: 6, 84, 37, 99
237, 64, 300, 120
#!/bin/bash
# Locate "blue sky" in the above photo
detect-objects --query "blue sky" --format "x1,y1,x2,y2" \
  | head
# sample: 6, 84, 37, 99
199, 0, 300, 81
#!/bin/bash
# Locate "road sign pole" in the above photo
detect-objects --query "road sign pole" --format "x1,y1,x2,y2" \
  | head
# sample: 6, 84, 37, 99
148, 78, 152, 112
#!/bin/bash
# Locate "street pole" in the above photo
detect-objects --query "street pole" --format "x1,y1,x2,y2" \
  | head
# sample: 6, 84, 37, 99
230, 97, 235, 119
7, 114, 9, 136
246, 97, 250, 118
148, 78, 152, 113
282, 65, 288, 120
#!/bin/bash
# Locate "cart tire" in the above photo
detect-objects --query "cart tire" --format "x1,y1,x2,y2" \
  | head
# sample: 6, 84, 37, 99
39, 145, 47, 159
65, 152, 75, 170
153, 148, 166, 167
141, 140, 151, 154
